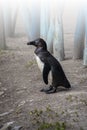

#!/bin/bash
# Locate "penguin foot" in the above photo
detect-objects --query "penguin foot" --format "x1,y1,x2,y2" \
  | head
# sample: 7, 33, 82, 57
65, 82, 71, 88
65, 87, 72, 91
40, 85, 53, 92
65, 84, 71, 89
45, 87, 56, 94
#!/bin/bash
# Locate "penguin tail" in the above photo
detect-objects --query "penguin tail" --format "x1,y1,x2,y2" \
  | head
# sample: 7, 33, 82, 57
64, 80, 71, 88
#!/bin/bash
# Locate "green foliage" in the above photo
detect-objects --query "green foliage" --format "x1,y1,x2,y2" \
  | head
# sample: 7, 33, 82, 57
38, 122, 53, 130
25, 60, 36, 68
80, 99, 87, 106
80, 127, 84, 130
38, 121, 66, 130
46, 105, 52, 112
29, 106, 66, 130
0, 49, 5, 55
66, 95, 73, 102
29, 109, 43, 117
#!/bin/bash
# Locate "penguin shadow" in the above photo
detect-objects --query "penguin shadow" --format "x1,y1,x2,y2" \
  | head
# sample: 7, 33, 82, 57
55, 86, 72, 93
64, 55, 73, 60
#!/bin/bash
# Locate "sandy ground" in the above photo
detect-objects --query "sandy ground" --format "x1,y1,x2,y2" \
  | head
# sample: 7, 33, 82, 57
0, 34, 87, 130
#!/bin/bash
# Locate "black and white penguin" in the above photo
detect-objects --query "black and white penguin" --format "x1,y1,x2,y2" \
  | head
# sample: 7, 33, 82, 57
27, 38, 71, 94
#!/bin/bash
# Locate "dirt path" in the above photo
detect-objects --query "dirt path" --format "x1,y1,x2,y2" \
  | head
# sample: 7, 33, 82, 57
0, 36, 87, 130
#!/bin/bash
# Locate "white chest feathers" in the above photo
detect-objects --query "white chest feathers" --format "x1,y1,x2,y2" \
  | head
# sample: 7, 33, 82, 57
34, 54, 44, 72
34, 54, 52, 81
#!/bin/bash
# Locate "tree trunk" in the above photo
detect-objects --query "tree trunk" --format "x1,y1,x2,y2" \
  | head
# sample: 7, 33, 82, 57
46, 19, 54, 53
0, 5, 6, 49
29, 0, 40, 40
73, 9, 85, 59
40, 0, 49, 41
46, 1, 54, 53
19, 0, 40, 40
83, 6, 87, 66
2, 0, 13, 37
19, 0, 32, 40
53, 14, 65, 61
11, 6, 19, 36
53, 0, 65, 61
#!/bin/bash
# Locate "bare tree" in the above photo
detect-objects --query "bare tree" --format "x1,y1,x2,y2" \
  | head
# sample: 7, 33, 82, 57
0, 4, 6, 49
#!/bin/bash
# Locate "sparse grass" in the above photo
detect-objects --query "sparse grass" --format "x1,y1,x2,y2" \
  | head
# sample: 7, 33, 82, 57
80, 99, 87, 106
61, 111, 65, 115
46, 105, 52, 112
72, 118, 79, 122
0, 49, 5, 55
74, 111, 79, 117
15, 107, 22, 115
29, 106, 66, 130
79, 78, 87, 83
66, 95, 73, 102
80, 127, 84, 130
38, 121, 66, 130
29, 109, 43, 117
25, 60, 36, 68
66, 95, 78, 103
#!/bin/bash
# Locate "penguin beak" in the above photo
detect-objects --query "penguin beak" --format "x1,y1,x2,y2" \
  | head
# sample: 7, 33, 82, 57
27, 41, 35, 46
27, 39, 40, 47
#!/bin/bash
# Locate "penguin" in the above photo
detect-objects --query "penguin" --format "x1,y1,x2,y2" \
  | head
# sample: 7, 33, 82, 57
27, 38, 71, 94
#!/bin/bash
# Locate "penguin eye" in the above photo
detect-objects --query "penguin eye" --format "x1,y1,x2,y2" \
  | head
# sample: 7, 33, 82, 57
38, 42, 42, 46
35, 40, 39, 44
36, 41, 42, 47
35, 39, 43, 47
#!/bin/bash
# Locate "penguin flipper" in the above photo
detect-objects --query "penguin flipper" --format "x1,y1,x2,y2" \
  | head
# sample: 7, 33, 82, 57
43, 63, 51, 84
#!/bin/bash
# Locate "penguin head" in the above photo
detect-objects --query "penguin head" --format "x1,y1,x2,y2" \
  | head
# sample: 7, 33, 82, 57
27, 38, 47, 50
